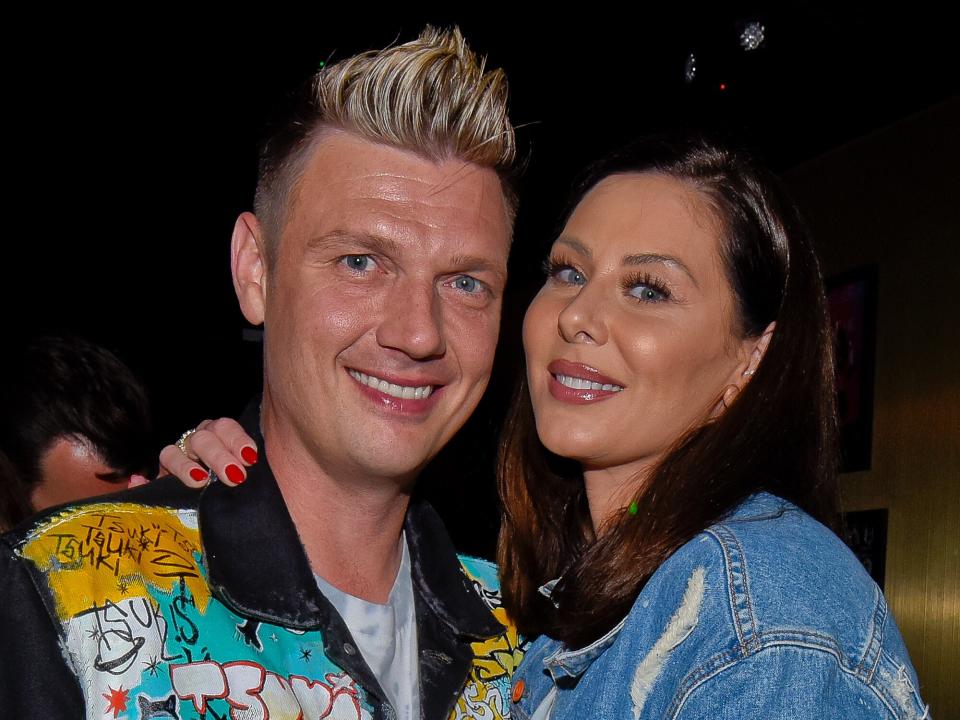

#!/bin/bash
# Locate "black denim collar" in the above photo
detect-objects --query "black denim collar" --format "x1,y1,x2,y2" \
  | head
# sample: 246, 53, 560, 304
198, 400, 503, 718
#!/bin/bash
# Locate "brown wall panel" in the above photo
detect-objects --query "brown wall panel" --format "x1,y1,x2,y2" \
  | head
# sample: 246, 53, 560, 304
785, 99, 960, 717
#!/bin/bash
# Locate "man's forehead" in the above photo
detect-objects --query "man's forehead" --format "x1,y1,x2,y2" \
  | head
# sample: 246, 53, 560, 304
285, 133, 512, 254
349, 166, 495, 204
298, 131, 508, 210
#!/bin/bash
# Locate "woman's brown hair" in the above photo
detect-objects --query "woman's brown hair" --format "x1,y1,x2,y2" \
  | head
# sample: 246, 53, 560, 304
497, 134, 840, 649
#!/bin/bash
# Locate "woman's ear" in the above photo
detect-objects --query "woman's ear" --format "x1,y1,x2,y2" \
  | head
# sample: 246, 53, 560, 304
738, 321, 776, 387
716, 322, 776, 415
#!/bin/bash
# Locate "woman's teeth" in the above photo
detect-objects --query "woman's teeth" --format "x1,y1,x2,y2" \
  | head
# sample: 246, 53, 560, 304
554, 374, 622, 392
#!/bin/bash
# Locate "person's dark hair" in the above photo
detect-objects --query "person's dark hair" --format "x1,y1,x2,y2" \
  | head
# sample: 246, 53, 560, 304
0, 449, 31, 532
0, 335, 154, 515
497, 133, 840, 649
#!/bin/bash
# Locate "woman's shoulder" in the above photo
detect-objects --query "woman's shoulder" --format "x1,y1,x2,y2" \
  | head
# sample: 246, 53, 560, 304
623, 492, 925, 718
648, 492, 880, 641
513, 494, 926, 719
697, 492, 875, 628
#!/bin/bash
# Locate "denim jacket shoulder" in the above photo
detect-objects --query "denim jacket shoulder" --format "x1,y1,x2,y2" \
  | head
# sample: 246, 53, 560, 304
512, 493, 928, 720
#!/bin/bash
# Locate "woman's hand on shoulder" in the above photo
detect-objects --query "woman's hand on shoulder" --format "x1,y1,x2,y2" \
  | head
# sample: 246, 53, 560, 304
157, 418, 258, 488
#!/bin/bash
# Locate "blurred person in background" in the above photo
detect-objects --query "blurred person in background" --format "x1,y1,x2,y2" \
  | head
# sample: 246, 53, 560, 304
0, 334, 154, 524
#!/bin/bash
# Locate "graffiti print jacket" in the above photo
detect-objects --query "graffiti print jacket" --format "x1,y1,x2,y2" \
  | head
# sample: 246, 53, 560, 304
0, 421, 522, 720
510, 493, 927, 720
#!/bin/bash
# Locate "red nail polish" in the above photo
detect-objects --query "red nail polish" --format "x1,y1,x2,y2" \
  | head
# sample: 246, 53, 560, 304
189, 468, 209, 483
225, 464, 246, 484
241, 446, 258, 464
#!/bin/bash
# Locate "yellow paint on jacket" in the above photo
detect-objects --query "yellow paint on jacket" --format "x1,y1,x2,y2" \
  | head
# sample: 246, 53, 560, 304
470, 606, 523, 680
19, 503, 210, 620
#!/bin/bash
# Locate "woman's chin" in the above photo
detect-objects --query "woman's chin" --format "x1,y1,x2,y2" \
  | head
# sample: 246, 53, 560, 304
535, 423, 603, 465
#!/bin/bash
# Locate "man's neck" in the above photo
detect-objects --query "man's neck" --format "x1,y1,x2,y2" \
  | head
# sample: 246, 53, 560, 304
260, 402, 411, 604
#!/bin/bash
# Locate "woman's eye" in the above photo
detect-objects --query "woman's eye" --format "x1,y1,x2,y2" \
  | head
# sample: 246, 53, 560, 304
543, 257, 587, 287
629, 284, 668, 302
340, 254, 374, 272
555, 267, 587, 285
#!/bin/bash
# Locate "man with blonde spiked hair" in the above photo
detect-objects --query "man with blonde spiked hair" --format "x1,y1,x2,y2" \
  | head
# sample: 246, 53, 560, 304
1, 27, 522, 719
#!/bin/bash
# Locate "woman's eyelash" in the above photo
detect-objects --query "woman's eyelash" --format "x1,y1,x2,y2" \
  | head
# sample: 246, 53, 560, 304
543, 255, 577, 277
543, 256, 672, 301
621, 272, 672, 301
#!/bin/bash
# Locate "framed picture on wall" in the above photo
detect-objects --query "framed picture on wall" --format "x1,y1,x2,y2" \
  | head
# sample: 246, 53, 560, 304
826, 266, 878, 472
843, 508, 888, 589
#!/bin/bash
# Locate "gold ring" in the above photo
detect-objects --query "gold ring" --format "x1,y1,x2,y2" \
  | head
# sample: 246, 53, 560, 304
176, 428, 198, 457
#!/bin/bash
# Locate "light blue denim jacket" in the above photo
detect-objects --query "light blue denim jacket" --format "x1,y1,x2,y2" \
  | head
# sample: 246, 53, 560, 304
511, 493, 929, 720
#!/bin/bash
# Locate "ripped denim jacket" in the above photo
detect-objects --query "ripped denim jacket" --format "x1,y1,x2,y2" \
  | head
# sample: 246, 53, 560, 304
509, 493, 929, 720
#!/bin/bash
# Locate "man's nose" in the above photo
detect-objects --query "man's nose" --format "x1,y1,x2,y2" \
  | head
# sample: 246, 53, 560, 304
376, 277, 446, 359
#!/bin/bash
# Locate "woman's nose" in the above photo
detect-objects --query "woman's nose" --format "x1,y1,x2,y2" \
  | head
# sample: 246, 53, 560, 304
557, 284, 608, 346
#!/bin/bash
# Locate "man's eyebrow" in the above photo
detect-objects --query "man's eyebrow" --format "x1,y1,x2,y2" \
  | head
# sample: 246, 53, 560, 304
622, 253, 699, 288
306, 231, 404, 256
304, 233, 506, 283
449, 254, 507, 283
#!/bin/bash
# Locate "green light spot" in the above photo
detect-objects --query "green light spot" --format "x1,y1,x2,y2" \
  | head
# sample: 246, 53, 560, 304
318, 61, 326, 69
628, 501, 638, 516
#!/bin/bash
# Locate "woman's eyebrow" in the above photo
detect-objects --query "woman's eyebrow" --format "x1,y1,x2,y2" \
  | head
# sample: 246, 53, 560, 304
554, 236, 592, 258
556, 236, 699, 288
622, 253, 699, 288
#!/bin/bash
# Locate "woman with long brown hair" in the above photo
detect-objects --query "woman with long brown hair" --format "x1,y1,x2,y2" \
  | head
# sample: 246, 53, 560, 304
164, 134, 926, 718
492, 135, 925, 719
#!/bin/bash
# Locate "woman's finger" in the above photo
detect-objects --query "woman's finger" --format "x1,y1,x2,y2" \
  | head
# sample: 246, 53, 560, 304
203, 418, 259, 467
159, 444, 211, 488
186, 428, 248, 487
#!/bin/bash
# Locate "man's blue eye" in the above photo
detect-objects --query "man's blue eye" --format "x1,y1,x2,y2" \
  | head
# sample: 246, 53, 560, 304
454, 275, 482, 293
342, 255, 372, 271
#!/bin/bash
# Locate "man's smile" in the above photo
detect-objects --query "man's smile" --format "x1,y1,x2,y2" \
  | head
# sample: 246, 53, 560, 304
347, 368, 437, 400
345, 366, 449, 416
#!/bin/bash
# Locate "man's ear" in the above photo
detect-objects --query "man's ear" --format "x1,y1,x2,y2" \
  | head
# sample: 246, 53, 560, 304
231, 212, 268, 326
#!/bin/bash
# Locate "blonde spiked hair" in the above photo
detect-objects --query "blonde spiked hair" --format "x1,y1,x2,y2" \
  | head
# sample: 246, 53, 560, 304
254, 26, 517, 262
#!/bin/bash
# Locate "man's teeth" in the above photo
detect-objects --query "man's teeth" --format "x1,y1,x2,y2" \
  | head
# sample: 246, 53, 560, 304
348, 370, 434, 400
555, 374, 623, 392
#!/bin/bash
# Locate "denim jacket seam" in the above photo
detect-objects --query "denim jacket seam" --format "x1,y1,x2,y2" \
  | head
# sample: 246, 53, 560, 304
545, 615, 628, 679
705, 525, 760, 653
855, 583, 886, 682
665, 646, 740, 719
710, 514, 889, 686
869, 648, 928, 720
665, 630, 907, 719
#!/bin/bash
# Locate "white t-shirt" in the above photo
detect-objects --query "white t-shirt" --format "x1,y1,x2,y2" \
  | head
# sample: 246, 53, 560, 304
314, 535, 420, 720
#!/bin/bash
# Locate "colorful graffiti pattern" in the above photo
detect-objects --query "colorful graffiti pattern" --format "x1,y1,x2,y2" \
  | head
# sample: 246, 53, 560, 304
455, 558, 525, 720
18, 504, 520, 720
